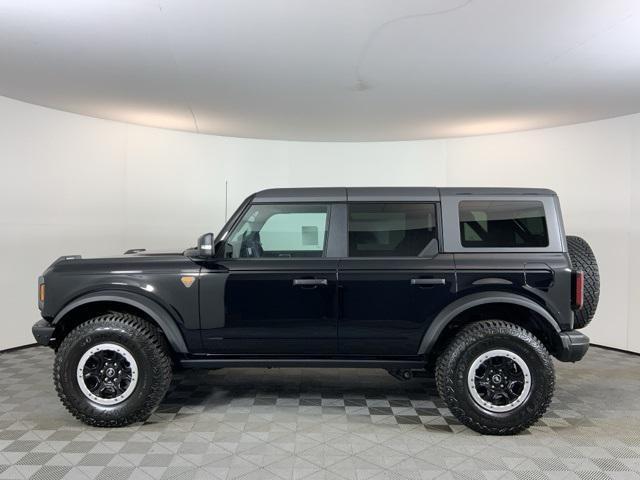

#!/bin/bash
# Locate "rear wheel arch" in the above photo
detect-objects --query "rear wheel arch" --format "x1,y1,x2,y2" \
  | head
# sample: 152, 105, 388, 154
51, 291, 189, 354
420, 292, 562, 361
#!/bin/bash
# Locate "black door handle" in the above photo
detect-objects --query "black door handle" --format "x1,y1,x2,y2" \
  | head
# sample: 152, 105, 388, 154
293, 278, 328, 287
411, 278, 446, 286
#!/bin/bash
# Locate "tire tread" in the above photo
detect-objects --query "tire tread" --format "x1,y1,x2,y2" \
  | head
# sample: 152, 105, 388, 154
566, 235, 599, 329
53, 312, 172, 427
435, 320, 555, 435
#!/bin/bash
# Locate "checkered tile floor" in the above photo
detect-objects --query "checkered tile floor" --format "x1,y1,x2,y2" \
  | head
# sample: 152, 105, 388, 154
1, 346, 640, 479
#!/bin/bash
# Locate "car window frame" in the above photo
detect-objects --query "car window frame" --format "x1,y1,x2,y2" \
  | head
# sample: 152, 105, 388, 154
458, 200, 550, 248
440, 194, 565, 253
345, 201, 441, 259
218, 202, 333, 260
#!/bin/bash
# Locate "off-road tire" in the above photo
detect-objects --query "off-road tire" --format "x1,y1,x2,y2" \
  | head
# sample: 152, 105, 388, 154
436, 320, 555, 435
566, 235, 600, 329
54, 312, 172, 427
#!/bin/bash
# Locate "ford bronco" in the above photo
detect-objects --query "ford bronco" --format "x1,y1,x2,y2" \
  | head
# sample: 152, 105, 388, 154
32, 187, 599, 434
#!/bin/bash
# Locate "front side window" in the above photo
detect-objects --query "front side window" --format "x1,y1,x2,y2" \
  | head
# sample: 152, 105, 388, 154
459, 200, 548, 248
348, 203, 437, 257
224, 204, 329, 258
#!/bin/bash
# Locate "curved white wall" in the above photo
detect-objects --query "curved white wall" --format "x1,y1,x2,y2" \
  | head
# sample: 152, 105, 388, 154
1, 95, 638, 352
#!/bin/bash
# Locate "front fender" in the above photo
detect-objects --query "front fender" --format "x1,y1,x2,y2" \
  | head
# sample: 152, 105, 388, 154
53, 290, 189, 353
417, 291, 560, 355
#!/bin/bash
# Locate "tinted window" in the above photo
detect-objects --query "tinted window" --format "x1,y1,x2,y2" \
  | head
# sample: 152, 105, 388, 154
225, 204, 329, 258
459, 201, 548, 248
348, 203, 437, 257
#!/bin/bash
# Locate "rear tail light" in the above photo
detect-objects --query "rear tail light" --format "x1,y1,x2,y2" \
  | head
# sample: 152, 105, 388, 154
571, 270, 584, 310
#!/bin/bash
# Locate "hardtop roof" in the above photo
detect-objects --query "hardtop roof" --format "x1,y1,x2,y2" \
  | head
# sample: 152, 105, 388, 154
252, 187, 556, 203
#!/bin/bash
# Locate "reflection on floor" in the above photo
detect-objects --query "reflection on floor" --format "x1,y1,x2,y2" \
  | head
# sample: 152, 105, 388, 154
1, 345, 640, 479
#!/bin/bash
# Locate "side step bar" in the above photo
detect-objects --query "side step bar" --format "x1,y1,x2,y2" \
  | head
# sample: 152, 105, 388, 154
179, 358, 426, 369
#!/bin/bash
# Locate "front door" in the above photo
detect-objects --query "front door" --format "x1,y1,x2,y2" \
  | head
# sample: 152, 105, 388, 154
338, 202, 456, 355
199, 202, 338, 354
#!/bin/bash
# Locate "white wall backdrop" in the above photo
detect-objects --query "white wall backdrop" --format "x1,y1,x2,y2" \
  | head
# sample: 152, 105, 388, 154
1, 96, 638, 352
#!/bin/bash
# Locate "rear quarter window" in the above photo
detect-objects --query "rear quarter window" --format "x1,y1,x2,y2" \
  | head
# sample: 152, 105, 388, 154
459, 200, 549, 248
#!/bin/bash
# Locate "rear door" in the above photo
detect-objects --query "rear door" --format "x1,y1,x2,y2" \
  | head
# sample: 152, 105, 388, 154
338, 202, 456, 355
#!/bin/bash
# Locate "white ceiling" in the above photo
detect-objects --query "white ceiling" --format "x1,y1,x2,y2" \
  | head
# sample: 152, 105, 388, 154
1, 0, 639, 141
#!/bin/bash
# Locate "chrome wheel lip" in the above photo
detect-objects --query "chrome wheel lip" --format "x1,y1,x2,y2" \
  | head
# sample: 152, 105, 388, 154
467, 349, 531, 413
77, 343, 138, 406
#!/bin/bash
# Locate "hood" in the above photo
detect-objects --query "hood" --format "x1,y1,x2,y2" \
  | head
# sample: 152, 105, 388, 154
43, 249, 197, 276
123, 248, 186, 256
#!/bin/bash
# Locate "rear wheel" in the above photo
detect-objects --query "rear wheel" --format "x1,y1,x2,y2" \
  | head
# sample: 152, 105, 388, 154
54, 312, 172, 427
436, 320, 555, 435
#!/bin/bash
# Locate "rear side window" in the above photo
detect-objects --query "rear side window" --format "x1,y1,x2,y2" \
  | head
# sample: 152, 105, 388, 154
459, 201, 548, 248
348, 203, 437, 257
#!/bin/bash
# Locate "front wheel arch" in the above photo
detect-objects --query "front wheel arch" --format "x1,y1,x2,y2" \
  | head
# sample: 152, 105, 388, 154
51, 291, 189, 354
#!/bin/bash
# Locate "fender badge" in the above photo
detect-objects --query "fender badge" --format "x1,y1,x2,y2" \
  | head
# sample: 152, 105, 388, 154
180, 276, 196, 288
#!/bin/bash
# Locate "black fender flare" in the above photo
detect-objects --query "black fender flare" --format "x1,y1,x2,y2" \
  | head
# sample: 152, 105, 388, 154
53, 290, 189, 353
417, 291, 560, 355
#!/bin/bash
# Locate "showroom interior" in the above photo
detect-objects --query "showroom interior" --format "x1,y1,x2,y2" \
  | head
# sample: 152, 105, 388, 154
1, 0, 640, 479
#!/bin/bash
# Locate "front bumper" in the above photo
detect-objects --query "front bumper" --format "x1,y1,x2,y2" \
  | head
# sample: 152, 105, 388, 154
32, 319, 55, 346
555, 330, 589, 362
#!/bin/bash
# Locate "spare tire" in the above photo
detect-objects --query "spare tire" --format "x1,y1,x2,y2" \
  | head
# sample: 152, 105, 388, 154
566, 235, 599, 329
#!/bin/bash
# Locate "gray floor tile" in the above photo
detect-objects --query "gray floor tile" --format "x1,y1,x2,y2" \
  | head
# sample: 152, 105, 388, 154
0, 346, 638, 479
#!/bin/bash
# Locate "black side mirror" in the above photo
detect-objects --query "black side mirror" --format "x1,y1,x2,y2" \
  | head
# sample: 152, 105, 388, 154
197, 232, 215, 258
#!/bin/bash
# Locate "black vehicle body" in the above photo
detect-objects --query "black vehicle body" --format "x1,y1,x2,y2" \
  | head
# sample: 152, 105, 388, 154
33, 187, 589, 367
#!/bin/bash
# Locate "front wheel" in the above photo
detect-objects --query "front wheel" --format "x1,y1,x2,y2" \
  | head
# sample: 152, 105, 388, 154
435, 320, 555, 435
54, 313, 173, 427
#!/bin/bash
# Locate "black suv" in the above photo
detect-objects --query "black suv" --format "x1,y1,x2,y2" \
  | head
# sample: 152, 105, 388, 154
32, 187, 599, 435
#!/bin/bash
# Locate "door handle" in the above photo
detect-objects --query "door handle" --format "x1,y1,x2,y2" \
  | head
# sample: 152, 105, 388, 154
293, 278, 328, 287
411, 278, 446, 286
